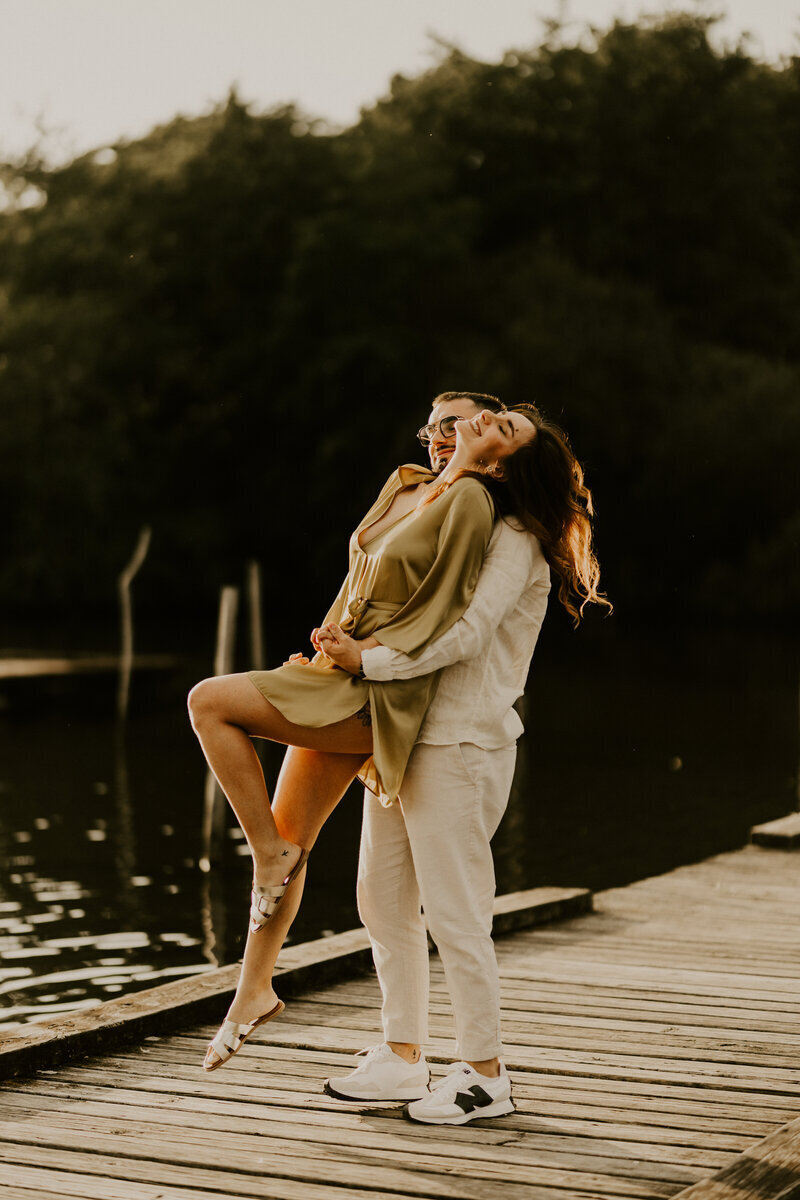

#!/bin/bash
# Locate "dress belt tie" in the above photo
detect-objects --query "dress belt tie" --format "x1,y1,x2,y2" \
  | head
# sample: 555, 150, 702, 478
342, 596, 403, 630
347, 597, 403, 615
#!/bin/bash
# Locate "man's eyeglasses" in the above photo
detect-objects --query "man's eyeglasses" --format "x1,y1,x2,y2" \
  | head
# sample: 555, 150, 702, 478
416, 415, 460, 446
417, 408, 507, 446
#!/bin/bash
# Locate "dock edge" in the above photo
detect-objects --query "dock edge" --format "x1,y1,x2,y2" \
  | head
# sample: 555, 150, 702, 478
0, 884, 591, 1079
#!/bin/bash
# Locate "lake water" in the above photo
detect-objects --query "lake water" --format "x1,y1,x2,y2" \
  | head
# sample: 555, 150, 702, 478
0, 622, 796, 1030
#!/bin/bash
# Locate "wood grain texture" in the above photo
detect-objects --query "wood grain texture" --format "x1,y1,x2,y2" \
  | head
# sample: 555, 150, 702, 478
0, 886, 590, 1080
2, 844, 800, 1199
750, 813, 800, 849
673, 1118, 800, 1199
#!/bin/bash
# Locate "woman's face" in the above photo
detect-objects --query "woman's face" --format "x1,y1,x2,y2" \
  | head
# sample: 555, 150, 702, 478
455, 409, 535, 473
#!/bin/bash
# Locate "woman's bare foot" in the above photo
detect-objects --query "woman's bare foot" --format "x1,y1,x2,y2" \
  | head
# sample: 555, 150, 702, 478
203, 985, 284, 1069
225, 982, 281, 1027
252, 836, 304, 892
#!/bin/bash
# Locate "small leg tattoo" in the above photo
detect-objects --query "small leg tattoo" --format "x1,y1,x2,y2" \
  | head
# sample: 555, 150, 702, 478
355, 701, 372, 728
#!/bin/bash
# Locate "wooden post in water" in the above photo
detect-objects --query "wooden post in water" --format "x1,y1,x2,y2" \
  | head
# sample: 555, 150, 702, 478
796, 669, 800, 813
200, 586, 239, 870
246, 559, 265, 671
117, 525, 152, 723
245, 558, 270, 768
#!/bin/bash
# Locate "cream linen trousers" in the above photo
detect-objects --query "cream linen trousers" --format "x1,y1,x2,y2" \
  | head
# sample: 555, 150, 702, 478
357, 740, 517, 1061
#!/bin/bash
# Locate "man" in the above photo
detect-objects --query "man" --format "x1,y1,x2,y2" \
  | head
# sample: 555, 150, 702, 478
321, 391, 551, 1125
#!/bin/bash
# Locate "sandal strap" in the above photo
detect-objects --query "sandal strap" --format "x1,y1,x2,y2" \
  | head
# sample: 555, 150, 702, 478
249, 849, 308, 931
252, 883, 290, 900
249, 898, 281, 929
207, 1018, 255, 1060
222, 1017, 259, 1036
204, 1000, 285, 1069
250, 888, 287, 920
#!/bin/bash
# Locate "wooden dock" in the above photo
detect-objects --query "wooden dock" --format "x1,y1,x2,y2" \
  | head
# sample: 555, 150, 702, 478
1, 845, 799, 1199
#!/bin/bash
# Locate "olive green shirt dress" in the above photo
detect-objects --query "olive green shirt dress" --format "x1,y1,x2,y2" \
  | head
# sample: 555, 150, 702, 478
248, 464, 495, 803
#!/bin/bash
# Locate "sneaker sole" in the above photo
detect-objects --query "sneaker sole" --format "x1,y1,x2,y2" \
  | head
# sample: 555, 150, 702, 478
324, 1079, 430, 1103
404, 1097, 515, 1124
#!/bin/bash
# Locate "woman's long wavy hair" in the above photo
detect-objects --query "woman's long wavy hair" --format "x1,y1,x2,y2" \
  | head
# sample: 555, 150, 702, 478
417, 403, 610, 624
491, 405, 611, 623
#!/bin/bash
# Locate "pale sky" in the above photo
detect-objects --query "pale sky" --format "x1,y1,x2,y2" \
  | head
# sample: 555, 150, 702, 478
1, 0, 798, 164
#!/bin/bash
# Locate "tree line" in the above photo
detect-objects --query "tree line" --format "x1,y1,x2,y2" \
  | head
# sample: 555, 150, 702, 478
1, 13, 798, 655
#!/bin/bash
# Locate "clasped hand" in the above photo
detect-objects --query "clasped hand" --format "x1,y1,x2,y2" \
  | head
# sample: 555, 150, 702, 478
284, 622, 363, 674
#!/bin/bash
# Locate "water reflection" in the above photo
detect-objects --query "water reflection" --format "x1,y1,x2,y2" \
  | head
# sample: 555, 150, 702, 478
0, 850, 214, 1026
0, 627, 796, 1029
0, 709, 211, 1027
0, 697, 364, 1029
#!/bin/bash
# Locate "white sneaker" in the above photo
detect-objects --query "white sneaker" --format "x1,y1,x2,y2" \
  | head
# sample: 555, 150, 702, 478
324, 1044, 430, 1101
405, 1061, 514, 1124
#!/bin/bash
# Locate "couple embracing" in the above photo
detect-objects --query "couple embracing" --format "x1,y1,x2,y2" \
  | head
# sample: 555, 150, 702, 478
188, 390, 609, 1125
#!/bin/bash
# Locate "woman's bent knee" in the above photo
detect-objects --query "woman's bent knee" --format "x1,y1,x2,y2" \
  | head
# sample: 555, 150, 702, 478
187, 676, 224, 729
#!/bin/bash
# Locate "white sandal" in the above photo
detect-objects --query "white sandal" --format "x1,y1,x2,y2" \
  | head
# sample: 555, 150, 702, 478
203, 998, 285, 1071
249, 847, 309, 933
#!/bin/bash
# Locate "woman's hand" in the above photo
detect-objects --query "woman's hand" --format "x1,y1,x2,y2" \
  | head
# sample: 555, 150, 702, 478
315, 623, 374, 675
283, 652, 310, 666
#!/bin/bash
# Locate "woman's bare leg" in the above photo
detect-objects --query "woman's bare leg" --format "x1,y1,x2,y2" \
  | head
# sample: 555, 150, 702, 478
188, 674, 372, 1034
188, 673, 372, 891
225, 746, 366, 1024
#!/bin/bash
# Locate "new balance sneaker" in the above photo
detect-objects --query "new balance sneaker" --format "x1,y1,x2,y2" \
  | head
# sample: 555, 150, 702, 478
405, 1061, 514, 1124
324, 1044, 430, 1101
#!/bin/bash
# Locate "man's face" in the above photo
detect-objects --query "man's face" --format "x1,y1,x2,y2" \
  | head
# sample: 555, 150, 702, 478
425, 399, 482, 473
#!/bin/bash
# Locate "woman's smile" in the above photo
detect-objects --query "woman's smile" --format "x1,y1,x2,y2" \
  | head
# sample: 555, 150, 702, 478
455, 414, 484, 437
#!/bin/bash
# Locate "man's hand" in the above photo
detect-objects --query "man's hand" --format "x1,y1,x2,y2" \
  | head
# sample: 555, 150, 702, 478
315, 623, 381, 675
315, 622, 362, 673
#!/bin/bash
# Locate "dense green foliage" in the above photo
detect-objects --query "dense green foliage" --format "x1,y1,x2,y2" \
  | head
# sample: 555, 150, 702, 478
1, 15, 798, 652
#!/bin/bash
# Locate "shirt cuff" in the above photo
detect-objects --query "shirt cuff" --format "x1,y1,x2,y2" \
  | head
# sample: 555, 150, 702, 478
360, 645, 396, 681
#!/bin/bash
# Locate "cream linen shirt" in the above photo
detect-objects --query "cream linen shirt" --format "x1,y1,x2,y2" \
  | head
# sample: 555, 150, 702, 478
360, 519, 550, 748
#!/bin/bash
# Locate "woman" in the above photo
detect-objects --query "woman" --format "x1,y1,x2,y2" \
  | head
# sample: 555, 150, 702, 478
189, 404, 606, 1069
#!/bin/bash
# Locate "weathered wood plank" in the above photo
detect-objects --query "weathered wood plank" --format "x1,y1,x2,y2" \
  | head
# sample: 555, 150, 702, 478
58, 1051, 800, 1125
0, 885, 590, 1080
0, 1162, 399, 1200
168, 1018, 800, 1087
673, 1116, 800, 1199
4, 841, 800, 1200
14, 1075, 757, 1149
0, 1148, 636, 1200
600, 887, 800, 912
0, 1117, 688, 1195
216, 996, 800, 1055
110, 1037, 800, 1104
491, 976, 800, 1015
306, 977, 800, 1031
750, 813, 800, 848
0, 928, 372, 1080
504, 939, 800, 979
522, 922, 800, 950
37, 1063, 787, 1136
186, 1020, 800, 1075
0, 1081, 735, 1168
492, 961, 800, 1004
295, 985, 800, 1038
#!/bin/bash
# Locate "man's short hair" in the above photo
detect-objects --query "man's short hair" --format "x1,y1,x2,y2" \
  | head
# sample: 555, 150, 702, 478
432, 391, 505, 412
